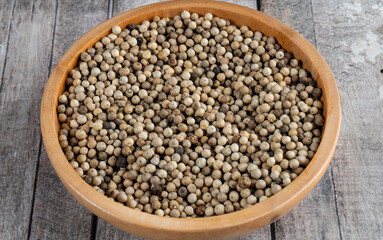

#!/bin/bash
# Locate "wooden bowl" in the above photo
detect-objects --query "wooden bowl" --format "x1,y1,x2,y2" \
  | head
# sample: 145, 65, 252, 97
41, 1, 341, 239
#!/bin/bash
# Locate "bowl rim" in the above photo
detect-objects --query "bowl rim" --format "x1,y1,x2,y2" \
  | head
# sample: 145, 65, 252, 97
41, 0, 341, 238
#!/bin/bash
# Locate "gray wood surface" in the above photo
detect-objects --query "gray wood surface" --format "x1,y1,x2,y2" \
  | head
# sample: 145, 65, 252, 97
312, 0, 383, 239
261, 1, 341, 239
0, 0, 57, 239
28, 147, 93, 240
28, 1, 110, 239
0, 0, 14, 92
0, 0, 382, 239
262, 0, 315, 45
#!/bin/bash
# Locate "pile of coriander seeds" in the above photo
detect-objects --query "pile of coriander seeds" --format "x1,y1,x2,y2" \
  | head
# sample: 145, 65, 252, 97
57, 11, 325, 218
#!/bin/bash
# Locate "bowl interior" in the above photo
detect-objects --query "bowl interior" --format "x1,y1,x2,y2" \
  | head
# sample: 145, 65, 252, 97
41, 1, 341, 239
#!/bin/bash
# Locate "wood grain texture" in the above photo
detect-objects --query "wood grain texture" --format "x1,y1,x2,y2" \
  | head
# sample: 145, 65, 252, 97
261, 1, 341, 239
312, 0, 383, 239
112, 0, 258, 16
50, 0, 110, 67
96, 216, 271, 240
112, 0, 166, 16
0, 0, 14, 92
97, 1, 271, 239
235, 227, 270, 240
274, 172, 340, 240
96, 219, 145, 240
261, 0, 315, 45
29, 147, 93, 240
28, 0, 110, 239
0, 0, 56, 239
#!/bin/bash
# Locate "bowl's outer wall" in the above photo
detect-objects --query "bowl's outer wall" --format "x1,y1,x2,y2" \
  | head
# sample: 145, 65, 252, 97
41, 1, 341, 239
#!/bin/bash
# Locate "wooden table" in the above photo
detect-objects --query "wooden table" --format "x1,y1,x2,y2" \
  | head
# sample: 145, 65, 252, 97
0, 0, 382, 239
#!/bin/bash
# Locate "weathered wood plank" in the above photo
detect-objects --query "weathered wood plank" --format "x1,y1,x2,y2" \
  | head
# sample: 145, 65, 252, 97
112, 0, 164, 16
112, 0, 258, 16
261, 0, 315, 45
29, 147, 93, 240
0, 0, 57, 239
96, 1, 271, 239
312, 1, 383, 239
50, 0, 110, 67
0, 0, 14, 92
28, 0, 110, 239
96, 219, 145, 240
261, 1, 341, 239
274, 171, 340, 240
235, 227, 271, 240
96, 218, 272, 240
220, 0, 258, 11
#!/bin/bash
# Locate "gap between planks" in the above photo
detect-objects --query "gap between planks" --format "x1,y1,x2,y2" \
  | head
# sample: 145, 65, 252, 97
27, 1, 59, 239
90, 214, 99, 240
27, 137, 43, 240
